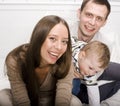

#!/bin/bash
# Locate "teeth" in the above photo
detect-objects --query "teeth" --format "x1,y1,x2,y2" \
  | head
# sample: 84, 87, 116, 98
87, 26, 94, 30
50, 52, 58, 57
86, 25, 94, 30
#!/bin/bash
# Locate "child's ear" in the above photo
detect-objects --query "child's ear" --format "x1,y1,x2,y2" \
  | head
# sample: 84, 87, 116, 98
79, 51, 86, 59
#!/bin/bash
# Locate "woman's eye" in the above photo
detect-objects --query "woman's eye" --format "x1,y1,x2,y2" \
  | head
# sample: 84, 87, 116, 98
62, 40, 68, 45
49, 37, 56, 42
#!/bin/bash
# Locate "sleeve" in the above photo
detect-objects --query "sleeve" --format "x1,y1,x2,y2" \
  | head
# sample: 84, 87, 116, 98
109, 32, 120, 63
99, 62, 120, 81
94, 31, 120, 63
87, 85, 100, 106
55, 63, 74, 106
72, 38, 86, 73
6, 55, 30, 106
101, 89, 120, 106
82, 74, 100, 106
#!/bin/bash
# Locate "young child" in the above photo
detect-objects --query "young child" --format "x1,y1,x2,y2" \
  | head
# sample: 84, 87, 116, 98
72, 40, 111, 106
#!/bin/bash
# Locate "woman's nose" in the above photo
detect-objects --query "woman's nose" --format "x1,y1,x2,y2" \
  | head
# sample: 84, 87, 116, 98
54, 41, 62, 50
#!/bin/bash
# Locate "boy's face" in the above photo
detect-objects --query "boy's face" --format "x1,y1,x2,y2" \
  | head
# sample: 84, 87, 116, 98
78, 52, 103, 77
78, 1, 108, 42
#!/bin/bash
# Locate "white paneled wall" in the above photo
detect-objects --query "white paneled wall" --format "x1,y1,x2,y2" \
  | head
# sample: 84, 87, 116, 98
0, 1, 120, 79
0, 0, 119, 3
0, 0, 81, 2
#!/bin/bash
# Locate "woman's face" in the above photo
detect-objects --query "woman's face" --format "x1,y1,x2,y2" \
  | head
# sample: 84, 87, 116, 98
41, 23, 68, 66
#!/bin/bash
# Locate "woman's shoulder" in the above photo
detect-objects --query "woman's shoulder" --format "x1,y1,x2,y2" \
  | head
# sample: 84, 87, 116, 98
5, 44, 29, 68
7, 43, 28, 57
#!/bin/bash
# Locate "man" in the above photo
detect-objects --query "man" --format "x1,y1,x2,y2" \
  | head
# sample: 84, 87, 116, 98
72, 0, 120, 105
71, 0, 120, 63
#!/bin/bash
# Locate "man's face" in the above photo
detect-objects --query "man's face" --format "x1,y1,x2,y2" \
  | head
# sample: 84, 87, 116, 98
78, 1, 108, 42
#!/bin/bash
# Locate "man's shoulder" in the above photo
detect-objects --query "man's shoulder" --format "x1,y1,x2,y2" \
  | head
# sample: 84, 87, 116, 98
71, 36, 78, 43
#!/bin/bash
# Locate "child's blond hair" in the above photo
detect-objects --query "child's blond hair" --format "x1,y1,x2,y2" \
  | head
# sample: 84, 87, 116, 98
81, 40, 110, 69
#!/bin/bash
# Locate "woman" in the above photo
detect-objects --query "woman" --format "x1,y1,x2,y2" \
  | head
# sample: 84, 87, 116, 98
0, 15, 72, 106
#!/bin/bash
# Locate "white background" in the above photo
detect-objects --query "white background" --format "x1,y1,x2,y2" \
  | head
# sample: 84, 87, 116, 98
0, 0, 120, 89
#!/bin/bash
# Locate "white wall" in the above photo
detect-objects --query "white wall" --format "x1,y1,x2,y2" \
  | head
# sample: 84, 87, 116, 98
0, 1, 120, 78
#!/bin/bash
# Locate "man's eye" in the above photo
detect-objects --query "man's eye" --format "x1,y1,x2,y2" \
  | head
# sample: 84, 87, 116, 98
96, 17, 103, 22
86, 13, 92, 18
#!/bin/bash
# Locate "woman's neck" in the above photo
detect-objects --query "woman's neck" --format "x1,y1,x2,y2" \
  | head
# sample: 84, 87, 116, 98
39, 64, 51, 69
35, 65, 52, 84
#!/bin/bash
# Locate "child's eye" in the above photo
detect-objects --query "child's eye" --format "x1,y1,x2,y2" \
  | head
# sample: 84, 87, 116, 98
89, 67, 95, 72
89, 67, 93, 70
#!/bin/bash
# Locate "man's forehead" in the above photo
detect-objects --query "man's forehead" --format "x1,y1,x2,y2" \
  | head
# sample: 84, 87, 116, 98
83, 1, 108, 18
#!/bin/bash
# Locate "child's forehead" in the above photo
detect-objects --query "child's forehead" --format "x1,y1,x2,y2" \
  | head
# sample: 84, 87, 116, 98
87, 55, 103, 71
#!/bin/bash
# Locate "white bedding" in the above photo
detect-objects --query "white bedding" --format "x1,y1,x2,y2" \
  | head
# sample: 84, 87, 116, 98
0, 58, 10, 90
0, 78, 10, 90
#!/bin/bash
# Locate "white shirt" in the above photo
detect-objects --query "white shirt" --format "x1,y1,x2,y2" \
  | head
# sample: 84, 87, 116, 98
92, 31, 120, 63
70, 21, 120, 63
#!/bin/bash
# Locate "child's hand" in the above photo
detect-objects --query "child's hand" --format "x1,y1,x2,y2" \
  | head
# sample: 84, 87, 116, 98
82, 75, 97, 86
74, 71, 84, 79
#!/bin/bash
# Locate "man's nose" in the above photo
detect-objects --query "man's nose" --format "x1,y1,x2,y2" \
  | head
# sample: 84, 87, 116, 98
89, 18, 96, 25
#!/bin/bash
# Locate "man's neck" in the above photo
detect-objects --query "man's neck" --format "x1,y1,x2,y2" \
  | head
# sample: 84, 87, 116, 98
78, 34, 93, 43
78, 26, 93, 42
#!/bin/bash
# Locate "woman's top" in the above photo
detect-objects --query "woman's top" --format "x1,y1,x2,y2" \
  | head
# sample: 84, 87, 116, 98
6, 44, 74, 106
